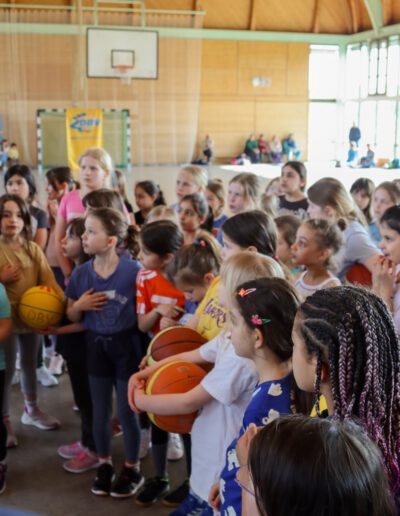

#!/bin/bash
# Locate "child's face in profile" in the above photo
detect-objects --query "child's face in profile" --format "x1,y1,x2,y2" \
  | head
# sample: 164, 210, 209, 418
291, 313, 317, 393
227, 182, 246, 214
229, 304, 254, 359
276, 229, 292, 265
178, 281, 208, 304
221, 233, 244, 262
61, 228, 82, 260
135, 187, 155, 212
379, 222, 400, 264
372, 188, 394, 221
351, 189, 370, 212
205, 189, 223, 217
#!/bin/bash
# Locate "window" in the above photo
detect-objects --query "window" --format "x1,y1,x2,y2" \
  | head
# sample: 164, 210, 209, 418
309, 45, 340, 99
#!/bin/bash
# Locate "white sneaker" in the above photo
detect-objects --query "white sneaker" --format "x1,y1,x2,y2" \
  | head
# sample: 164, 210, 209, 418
48, 354, 64, 376
11, 370, 20, 386
139, 428, 151, 459
167, 433, 184, 461
15, 353, 20, 371
36, 366, 58, 387
21, 407, 60, 430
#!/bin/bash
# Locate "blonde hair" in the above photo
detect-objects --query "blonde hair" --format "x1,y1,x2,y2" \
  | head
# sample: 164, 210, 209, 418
112, 169, 129, 203
221, 251, 284, 307
229, 172, 260, 208
79, 147, 113, 188
146, 205, 180, 225
206, 179, 225, 206
180, 165, 208, 191
308, 177, 366, 230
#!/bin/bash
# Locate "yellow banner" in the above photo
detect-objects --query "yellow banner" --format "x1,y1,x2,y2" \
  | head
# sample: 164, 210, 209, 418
66, 108, 103, 176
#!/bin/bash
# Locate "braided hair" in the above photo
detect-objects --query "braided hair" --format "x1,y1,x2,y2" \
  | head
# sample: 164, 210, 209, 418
298, 285, 400, 494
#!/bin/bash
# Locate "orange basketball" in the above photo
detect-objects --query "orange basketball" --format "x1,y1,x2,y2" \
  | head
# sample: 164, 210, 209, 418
145, 360, 207, 433
146, 326, 207, 365
346, 263, 372, 287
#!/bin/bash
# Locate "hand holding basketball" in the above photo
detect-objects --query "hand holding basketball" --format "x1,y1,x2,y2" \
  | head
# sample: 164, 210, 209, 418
0, 264, 22, 284
155, 303, 184, 319
128, 374, 145, 413
76, 289, 108, 312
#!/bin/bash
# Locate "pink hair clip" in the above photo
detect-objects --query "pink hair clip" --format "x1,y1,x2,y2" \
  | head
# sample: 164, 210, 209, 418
238, 287, 257, 298
251, 314, 271, 326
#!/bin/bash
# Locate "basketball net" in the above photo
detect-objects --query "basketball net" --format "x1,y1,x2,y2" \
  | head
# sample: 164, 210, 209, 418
115, 65, 133, 85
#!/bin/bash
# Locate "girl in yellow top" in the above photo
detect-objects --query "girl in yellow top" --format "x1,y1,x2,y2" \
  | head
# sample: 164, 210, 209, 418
0, 195, 62, 443
186, 210, 278, 341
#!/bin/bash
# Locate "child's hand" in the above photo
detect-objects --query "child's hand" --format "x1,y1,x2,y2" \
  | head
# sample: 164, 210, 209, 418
76, 289, 108, 312
208, 482, 221, 510
159, 316, 177, 330
0, 264, 21, 284
138, 355, 148, 370
156, 303, 184, 319
372, 256, 396, 303
128, 374, 145, 412
133, 386, 146, 413
47, 199, 59, 219
32, 326, 58, 336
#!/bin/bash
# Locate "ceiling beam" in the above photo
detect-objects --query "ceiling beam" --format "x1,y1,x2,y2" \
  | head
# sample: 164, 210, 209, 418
311, 0, 320, 33
249, 0, 257, 31
363, 0, 383, 35
348, 0, 359, 33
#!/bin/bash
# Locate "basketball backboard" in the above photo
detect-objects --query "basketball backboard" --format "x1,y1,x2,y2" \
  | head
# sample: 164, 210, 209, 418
87, 28, 158, 79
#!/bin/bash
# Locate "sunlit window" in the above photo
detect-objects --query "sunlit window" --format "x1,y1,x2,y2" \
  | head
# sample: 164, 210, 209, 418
377, 40, 388, 94
387, 39, 399, 97
346, 45, 361, 99
309, 45, 340, 99
360, 44, 369, 98
376, 101, 396, 157
369, 42, 378, 95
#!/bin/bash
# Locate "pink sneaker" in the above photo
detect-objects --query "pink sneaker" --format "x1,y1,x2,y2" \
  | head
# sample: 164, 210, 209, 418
57, 441, 84, 460
63, 449, 100, 474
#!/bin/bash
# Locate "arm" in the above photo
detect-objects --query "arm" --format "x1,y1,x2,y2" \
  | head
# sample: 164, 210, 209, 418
55, 215, 72, 278
138, 304, 184, 333
66, 290, 108, 323
363, 252, 382, 273
0, 318, 12, 342
185, 313, 200, 331
134, 383, 213, 415
34, 227, 48, 251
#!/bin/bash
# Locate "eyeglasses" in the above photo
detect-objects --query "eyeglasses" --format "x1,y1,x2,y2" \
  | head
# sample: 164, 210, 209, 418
234, 464, 255, 498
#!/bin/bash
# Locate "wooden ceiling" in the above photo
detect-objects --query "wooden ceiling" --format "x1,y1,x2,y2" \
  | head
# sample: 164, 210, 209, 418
1, 0, 399, 34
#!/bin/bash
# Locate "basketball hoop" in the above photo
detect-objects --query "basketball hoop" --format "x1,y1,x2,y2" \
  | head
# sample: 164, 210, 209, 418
115, 65, 134, 85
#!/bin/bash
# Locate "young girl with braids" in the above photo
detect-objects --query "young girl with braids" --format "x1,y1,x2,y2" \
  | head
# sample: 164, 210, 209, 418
307, 177, 381, 281
291, 219, 342, 298
130, 252, 284, 515
66, 207, 144, 498
291, 286, 400, 505
209, 277, 301, 515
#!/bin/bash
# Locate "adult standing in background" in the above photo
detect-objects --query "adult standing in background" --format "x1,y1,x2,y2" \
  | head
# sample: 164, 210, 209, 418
349, 122, 361, 147
202, 134, 213, 164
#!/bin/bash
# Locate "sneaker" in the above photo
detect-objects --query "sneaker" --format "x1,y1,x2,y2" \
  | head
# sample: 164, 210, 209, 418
0, 463, 7, 495
91, 463, 115, 496
169, 493, 212, 516
21, 407, 60, 430
58, 441, 84, 459
3, 418, 17, 449
139, 428, 151, 459
63, 449, 100, 474
135, 477, 169, 506
36, 365, 58, 387
111, 417, 123, 438
11, 370, 20, 386
48, 353, 64, 375
167, 433, 183, 461
163, 479, 190, 507
110, 466, 145, 498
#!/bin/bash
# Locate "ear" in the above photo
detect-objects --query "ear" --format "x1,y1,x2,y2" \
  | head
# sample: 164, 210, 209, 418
320, 361, 331, 384
203, 272, 215, 286
323, 206, 335, 220
318, 247, 331, 264
60, 182, 69, 195
161, 252, 174, 267
108, 235, 118, 248
246, 245, 258, 253
253, 328, 264, 350
199, 214, 207, 224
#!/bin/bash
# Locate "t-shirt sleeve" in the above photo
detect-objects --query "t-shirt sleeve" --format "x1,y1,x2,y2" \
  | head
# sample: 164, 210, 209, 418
35, 208, 49, 229
198, 334, 221, 363
345, 229, 380, 265
0, 284, 11, 319
136, 272, 152, 315
65, 268, 80, 300
34, 244, 64, 296
201, 348, 255, 406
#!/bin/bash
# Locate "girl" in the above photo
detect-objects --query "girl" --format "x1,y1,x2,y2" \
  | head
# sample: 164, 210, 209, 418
265, 176, 281, 197
130, 252, 284, 515
205, 179, 227, 231
171, 165, 208, 212
370, 181, 400, 244
179, 193, 213, 245
227, 173, 259, 215
307, 177, 381, 281
146, 205, 180, 225
291, 219, 342, 298
135, 220, 186, 506
112, 169, 135, 225
278, 161, 308, 220
55, 217, 98, 474
275, 215, 301, 272
371, 205, 400, 333
350, 177, 375, 225
292, 286, 400, 504
55, 147, 113, 279
244, 415, 395, 516
134, 180, 166, 227
0, 194, 62, 444
5, 164, 49, 250
187, 210, 278, 342
65, 207, 143, 497
212, 277, 301, 515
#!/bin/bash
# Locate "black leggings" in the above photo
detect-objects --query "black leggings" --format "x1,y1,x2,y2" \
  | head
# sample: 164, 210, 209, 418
0, 371, 6, 461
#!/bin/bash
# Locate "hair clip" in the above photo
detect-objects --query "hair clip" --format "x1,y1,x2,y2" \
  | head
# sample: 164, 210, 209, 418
238, 287, 257, 298
251, 314, 271, 326
193, 238, 206, 248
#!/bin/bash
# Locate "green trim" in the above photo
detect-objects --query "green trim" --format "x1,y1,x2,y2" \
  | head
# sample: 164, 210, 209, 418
362, 0, 384, 35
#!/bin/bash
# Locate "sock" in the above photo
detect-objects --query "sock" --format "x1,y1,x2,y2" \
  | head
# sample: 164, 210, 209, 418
98, 457, 112, 465
24, 400, 37, 415
152, 443, 168, 479
124, 461, 140, 472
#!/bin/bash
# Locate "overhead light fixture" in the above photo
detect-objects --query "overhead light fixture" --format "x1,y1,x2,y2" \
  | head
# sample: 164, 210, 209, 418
252, 76, 272, 87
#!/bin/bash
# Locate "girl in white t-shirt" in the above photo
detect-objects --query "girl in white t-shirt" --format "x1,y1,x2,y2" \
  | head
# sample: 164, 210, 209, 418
291, 219, 342, 299
128, 252, 284, 515
372, 205, 400, 334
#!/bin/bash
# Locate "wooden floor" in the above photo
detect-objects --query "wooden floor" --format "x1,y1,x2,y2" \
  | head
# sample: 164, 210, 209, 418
0, 372, 186, 516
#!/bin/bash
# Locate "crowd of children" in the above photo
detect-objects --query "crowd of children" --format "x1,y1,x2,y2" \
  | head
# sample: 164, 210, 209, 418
0, 148, 399, 516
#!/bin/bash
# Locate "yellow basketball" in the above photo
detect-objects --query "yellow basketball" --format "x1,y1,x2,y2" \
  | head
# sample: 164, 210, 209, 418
18, 286, 65, 330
